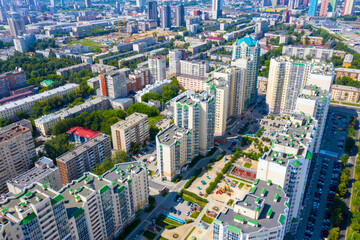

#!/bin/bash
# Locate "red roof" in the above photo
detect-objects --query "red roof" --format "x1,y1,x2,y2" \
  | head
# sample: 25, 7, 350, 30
206, 36, 225, 41
66, 127, 99, 139
295, 25, 304, 30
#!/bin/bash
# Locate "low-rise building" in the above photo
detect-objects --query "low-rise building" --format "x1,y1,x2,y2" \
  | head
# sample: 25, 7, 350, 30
343, 54, 354, 68
177, 74, 207, 91
331, 84, 360, 103
214, 180, 289, 240
91, 63, 117, 73
282, 45, 336, 60
7, 157, 62, 194
34, 113, 61, 136
56, 134, 112, 185
188, 42, 207, 54
87, 76, 100, 88
134, 80, 171, 102
56, 63, 91, 76
66, 127, 99, 144
111, 113, 149, 153
118, 54, 146, 68
257, 77, 268, 93
335, 68, 360, 81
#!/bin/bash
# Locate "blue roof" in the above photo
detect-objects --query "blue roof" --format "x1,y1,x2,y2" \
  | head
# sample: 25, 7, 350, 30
236, 36, 257, 46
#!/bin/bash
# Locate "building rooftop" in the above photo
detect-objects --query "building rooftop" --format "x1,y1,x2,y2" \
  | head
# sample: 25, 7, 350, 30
66, 127, 99, 139
177, 74, 207, 81
235, 36, 257, 46
157, 124, 191, 146
56, 134, 109, 163
274, 56, 334, 75
57, 96, 108, 119
215, 180, 288, 234
298, 85, 330, 100
344, 54, 354, 63
34, 113, 60, 124
334, 67, 360, 74
332, 84, 360, 91
0, 125, 31, 143
111, 112, 148, 130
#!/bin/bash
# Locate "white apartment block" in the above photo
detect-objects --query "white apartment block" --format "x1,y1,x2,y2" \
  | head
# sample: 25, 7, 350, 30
213, 180, 289, 240
156, 125, 194, 180
0, 162, 149, 240
34, 113, 61, 136
0, 83, 79, 119
149, 56, 166, 82
174, 91, 216, 155
111, 113, 149, 153
134, 80, 171, 102
169, 49, 187, 76
7, 157, 62, 194
180, 60, 209, 77
256, 114, 318, 234
266, 56, 334, 114
100, 69, 128, 99
295, 85, 330, 153
0, 124, 36, 193
282, 45, 340, 60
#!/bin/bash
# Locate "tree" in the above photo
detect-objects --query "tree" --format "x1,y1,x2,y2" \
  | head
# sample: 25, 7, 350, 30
345, 137, 355, 153
328, 227, 339, 240
0, 119, 11, 127
130, 142, 141, 154
112, 150, 129, 163
16, 110, 28, 120
43, 134, 73, 160
93, 150, 129, 175
126, 103, 159, 117
340, 153, 349, 166
141, 93, 160, 102
149, 125, 161, 140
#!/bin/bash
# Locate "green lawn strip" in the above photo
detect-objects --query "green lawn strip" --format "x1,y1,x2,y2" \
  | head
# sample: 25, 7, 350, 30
239, 183, 245, 189
158, 237, 170, 240
190, 211, 200, 219
116, 219, 141, 239
148, 115, 165, 125
181, 193, 207, 209
143, 230, 157, 240
227, 199, 234, 206
184, 227, 196, 240
155, 215, 182, 229
201, 214, 214, 224
244, 163, 252, 168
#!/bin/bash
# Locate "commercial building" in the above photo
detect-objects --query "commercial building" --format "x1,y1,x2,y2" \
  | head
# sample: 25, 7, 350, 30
7, 157, 62, 194
0, 84, 79, 119
335, 68, 360, 81
149, 56, 166, 82
213, 180, 289, 240
173, 91, 215, 155
160, 5, 171, 29
331, 84, 360, 103
231, 36, 261, 113
111, 113, 149, 153
0, 162, 149, 240
156, 125, 194, 180
295, 85, 330, 152
266, 56, 334, 114
177, 74, 207, 92
257, 114, 318, 233
56, 134, 112, 184
180, 60, 209, 77
58, 97, 110, 119
34, 113, 61, 136
169, 49, 188, 76
343, 0, 355, 15
100, 69, 128, 99
134, 80, 171, 102
212, 0, 223, 19
175, 4, 185, 27
56, 63, 91, 76
0, 124, 36, 193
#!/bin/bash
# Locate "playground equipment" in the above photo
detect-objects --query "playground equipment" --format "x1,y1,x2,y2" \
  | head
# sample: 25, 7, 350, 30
207, 176, 211, 180
201, 180, 207, 185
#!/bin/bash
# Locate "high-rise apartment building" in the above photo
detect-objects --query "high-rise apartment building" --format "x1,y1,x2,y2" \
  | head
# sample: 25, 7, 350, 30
0, 162, 149, 240
100, 69, 128, 99
111, 112, 149, 153
148, 1, 158, 21
295, 85, 330, 152
128, 67, 151, 91
169, 49, 188, 76
7, 157, 62, 194
0, 68, 27, 98
0, 124, 36, 193
7, 13, 26, 37
320, 0, 330, 16
175, 4, 185, 27
0, 7, 7, 22
156, 125, 194, 180
308, 0, 317, 16
149, 56, 166, 82
136, 0, 144, 9
180, 60, 209, 77
343, 0, 355, 15
328, 0, 338, 12
213, 180, 289, 240
85, 0, 91, 7
56, 134, 112, 184
212, 0, 223, 19
266, 56, 334, 114
174, 91, 215, 155
257, 114, 318, 233
160, 5, 171, 29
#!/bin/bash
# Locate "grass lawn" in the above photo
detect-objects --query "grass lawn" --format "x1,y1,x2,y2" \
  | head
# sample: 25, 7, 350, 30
246, 184, 251, 187
239, 183, 245, 189
148, 115, 164, 126
156, 215, 182, 229
233, 180, 239, 186
244, 162, 252, 168
149, 170, 154, 176
182, 193, 207, 209
201, 214, 214, 224
190, 211, 200, 219
143, 230, 157, 240
158, 237, 170, 240
227, 199, 234, 206
116, 219, 140, 239
184, 227, 196, 240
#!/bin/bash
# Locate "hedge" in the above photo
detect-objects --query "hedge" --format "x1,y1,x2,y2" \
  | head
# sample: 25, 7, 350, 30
181, 189, 208, 203
209, 151, 226, 163
184, 168, 202, 189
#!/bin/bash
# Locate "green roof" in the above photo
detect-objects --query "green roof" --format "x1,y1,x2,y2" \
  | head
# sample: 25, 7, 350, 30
1, 207, 8, 213
127, 179, 132, 184
175, 141, 181, 146
42, 182, 50, 187
247, 219, 258, 226
279, 215, 285, 224
261, 188, 267, 194
267, 179, 272, 184
183, 105, 189, 109
213, 219, 222, 225
19, 212, 37, 225
254, 179, 259, 184
99, 185, 109, 194
176, 103, 182, 108
285, 202, 290, 207
118, 185, 125, 193
110, 166, 117, 171
195, 104, 199, 108
84, 177, 91, 182
187, 132, 192, 135
24, 192, 32, 197
255, 197, 260, 203
250, 186, 257, 194
292, 62, 305, 66
234, 215, 244, 222
227, 225, 242, 235
306, 151, 313, 160
72, 208, 85, 218
292, 160, 301, 166
14, 191, 24, 198
267, 208, 273, 216
51, 195, 64, 205
274, 193, 279, 201
255, 207, 260, 212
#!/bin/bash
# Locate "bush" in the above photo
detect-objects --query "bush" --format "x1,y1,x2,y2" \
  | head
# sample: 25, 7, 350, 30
181, 189, 208, 203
